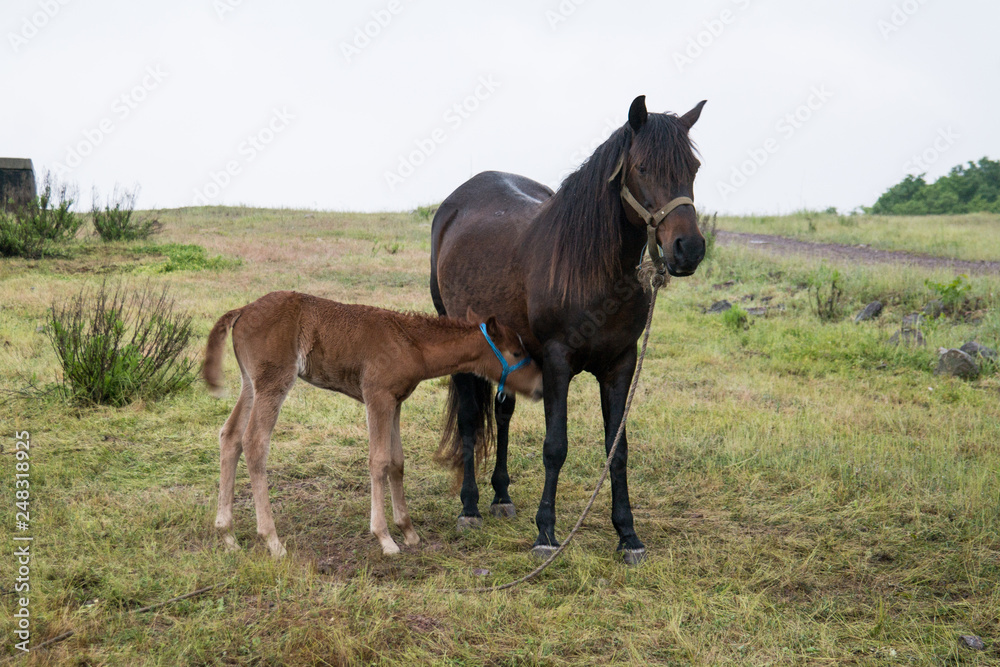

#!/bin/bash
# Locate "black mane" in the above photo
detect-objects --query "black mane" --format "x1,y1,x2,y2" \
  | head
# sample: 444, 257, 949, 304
527, 112, 699, 302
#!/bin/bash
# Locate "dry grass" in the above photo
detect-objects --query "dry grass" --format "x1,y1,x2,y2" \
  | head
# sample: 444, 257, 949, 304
1, 207, 999, 665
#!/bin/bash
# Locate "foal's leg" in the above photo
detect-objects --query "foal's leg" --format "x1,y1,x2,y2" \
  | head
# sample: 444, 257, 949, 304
490, 393, 517, 518
215, 366, 254, 551
366, 395, 401, 555
243, 376, 294, 558
387, 404, 419, 547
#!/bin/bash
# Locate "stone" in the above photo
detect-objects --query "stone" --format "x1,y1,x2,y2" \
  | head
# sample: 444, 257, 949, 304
746, 307, 768, 317
901, 313, 922, 330
935, 349, 979, 379
959, 635, 985, 651
0, 158, 36, 212
923, 300, 945, 318
707, 300, 732, 314
961, 341, 998, 361
888, 329, 925, 347
854, 301, 883, 323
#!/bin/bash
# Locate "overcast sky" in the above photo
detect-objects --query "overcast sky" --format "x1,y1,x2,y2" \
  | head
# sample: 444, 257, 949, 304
4, 0, 998, 215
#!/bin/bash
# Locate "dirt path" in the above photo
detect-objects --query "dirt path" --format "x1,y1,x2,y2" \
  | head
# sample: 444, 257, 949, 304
717, 231, 1000, 274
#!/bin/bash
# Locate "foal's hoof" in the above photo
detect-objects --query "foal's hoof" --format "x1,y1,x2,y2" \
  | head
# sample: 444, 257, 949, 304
530, 544, 559, 560
616, 547, 647, 566
490, 503, 516, 519
456, 515, 483, 532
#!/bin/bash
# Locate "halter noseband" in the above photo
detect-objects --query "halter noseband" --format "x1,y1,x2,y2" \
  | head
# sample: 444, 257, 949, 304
609, 154, 694, 273
479, 323, 530, 401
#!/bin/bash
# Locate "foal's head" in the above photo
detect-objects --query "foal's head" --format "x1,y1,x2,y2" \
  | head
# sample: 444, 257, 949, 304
467, 308, 543, 401
618, 95, 707, 277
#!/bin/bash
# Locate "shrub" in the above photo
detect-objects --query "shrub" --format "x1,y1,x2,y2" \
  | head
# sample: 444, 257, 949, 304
699, 212, 718, 260
92, 185, 159, 242
46, 280, 197, 406
0, 173, 82, 258
722, 305, 749, 331
924, 274, 971, 313
809, 266, 844, 322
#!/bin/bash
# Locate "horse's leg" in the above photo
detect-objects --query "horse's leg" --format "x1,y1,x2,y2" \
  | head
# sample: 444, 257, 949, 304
215, 366, 254, 551
453, 372, 484, 530
365, 395, 401, 555
598, 347, 645, 564
532, 347, 573, 557
490, 393, 517, 518
388, 403, 419, 547
243, 378, 294, 559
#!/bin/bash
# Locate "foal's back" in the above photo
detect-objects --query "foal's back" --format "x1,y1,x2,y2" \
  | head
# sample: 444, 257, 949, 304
232, 291, 423, 403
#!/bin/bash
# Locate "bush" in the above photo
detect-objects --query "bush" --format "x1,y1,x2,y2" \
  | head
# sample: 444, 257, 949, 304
0, 173, 82, 258
924, 274, 971, 314
92, 185, 159, 242
46, 280, 197, 406
809, 266, 844, 322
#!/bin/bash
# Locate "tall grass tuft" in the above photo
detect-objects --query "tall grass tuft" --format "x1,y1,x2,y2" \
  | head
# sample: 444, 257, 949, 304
0, 173, 82, 258
809, 265, 844, 322
46, 280, 197, 406
92, 185, 160, 242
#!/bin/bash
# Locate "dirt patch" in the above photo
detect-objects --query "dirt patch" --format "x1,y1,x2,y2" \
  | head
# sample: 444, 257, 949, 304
718, 231, 1000, 274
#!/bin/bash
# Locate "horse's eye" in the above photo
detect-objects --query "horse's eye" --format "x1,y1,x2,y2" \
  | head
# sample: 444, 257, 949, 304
637, 165, 648, 175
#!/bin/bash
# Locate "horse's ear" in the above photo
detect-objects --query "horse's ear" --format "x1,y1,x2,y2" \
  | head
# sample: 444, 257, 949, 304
484, 316, 501, 338
679, 100, 707, 130
466, 306, 483, 324
628, 95, 648, 133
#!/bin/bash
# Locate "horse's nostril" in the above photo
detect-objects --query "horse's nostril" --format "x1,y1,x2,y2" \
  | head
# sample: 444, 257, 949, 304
673, 237, 685, 260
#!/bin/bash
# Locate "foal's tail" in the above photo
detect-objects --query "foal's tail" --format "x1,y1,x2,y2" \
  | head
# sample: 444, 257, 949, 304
434, 376, 495, 489
202, 307, 243, 397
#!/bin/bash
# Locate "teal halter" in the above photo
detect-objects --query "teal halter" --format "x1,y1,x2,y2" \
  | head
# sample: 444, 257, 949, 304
479, 323, 530, 400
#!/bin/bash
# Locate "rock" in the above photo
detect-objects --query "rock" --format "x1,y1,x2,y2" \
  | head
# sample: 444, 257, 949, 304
901, 313, 922, 329
888, 329, 925, 347
935, 349, 979, 379
746, 307, 768, 316
471, 568, 490, 576
959, 635, 985, 651
961, 341, 998, 361
855, 301, 883, 323
707, 300, 732, 314
923, 300, 945, 318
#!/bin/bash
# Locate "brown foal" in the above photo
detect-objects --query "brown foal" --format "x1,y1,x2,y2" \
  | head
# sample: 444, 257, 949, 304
203, 290, 543, 557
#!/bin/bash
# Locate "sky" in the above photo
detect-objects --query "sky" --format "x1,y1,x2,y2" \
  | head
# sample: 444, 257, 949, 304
3, 0, 998, 215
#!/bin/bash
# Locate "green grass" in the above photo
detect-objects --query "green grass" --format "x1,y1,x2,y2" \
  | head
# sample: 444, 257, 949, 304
1, 208, 999, 665
720, 210, 1000, 262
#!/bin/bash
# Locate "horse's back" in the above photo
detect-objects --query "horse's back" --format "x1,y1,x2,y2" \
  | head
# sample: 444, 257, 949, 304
431, 172, 553, 322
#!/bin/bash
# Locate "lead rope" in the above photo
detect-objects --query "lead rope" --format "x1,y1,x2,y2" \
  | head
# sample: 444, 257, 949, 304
442, 267, 668, 594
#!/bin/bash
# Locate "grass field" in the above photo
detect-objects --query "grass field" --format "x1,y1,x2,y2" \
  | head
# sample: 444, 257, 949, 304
2, 208, 999, 665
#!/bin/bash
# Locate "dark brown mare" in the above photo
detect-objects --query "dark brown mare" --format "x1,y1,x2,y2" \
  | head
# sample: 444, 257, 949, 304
430, 96, 706, 563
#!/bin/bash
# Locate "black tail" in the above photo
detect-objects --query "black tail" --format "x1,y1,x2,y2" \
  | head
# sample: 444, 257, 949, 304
435, 375, 495, 489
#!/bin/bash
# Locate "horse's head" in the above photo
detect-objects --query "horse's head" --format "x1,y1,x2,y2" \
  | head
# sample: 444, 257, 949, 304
615, 95, 706, 277
467, 308, 543, 401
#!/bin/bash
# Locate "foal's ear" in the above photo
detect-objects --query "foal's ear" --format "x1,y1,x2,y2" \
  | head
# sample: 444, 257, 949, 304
484, 316, 501, 338
679, 100, 707, 130
466, 306, 483, 324
628, 95, 648, 133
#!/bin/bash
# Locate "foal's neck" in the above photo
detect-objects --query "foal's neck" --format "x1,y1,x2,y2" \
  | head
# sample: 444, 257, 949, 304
417, 323, 493, 380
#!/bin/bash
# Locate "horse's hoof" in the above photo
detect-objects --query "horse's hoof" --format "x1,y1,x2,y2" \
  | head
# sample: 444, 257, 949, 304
456, 515, 483, 532
490, 503, 516, 519
617, 548, 647, 566
530, 544, 559, 560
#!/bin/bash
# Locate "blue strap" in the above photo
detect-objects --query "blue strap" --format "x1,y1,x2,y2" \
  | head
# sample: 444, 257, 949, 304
479, 323, 530, 399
